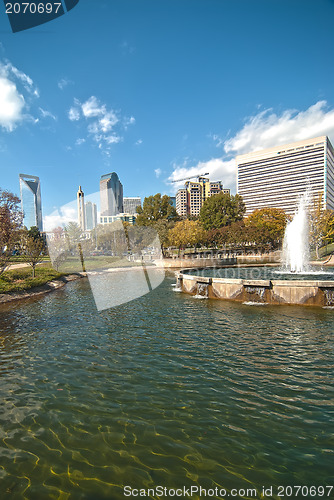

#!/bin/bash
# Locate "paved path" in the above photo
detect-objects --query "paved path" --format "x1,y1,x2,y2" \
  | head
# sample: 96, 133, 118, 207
7, 262, 47, 270
7, 263, 30, 270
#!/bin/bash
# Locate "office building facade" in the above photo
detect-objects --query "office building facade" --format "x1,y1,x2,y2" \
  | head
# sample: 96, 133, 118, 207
100, 213, 137, 225
123, 197, 141, 215
237, 136, 334, 215
85, 201, 97, 230
100, 172, 123, 216
176, 177, 230, 217
19, 174, 43, 231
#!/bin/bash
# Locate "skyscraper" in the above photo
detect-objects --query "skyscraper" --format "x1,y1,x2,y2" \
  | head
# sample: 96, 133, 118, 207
123, 197, 141, 215
100, 172, 123, 216
237, 136, 334, 215
77, 185, 86, 231
19, 174, 43, 231
85, 202, 97, 230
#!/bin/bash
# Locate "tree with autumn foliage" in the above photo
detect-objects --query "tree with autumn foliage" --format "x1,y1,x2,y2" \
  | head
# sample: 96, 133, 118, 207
309, 193, 334, 258
168, 220, 206, 256
246, 207, 290, 249
0, 189, 23, 276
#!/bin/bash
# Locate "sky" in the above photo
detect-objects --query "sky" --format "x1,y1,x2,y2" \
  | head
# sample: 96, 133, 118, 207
1, 0, 334, 230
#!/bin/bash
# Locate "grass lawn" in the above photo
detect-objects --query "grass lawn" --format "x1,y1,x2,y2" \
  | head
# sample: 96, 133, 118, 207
57, 256, 146, 272
0, 263, 66, 293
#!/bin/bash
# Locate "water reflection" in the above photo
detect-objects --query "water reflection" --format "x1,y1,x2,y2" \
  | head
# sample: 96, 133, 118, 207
0, 275, 333, 499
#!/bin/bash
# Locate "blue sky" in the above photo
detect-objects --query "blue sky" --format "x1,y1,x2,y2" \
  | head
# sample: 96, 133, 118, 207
1, 0, 334, 229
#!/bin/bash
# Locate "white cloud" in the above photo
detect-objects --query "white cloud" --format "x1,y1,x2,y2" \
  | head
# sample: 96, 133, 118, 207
68, 106, 80, 121
155, 168, 162, 178
75, 138, 86, 146
168, 101, 334, 194
120, 41, 135, 55
2, 62, 39, 97
105, 135, 121, 144
135, 139, 143, 146
82, 96, 107, 118
43, 204, 77, 232
0, 77, 25, 131
0, 60, 41, 131
224, 101, 334, 155
123, 116, 135, 129
39, 107, 57, 121
68, 95, 131, 157
58, 77, 73, 90
99, 111, 118, 132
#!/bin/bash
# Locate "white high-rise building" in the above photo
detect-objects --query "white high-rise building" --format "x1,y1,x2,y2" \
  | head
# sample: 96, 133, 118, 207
237, 136, 334, 215
85, 202, 97, 230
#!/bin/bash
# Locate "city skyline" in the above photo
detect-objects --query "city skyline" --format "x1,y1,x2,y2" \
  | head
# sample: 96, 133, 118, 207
1, 1, 334, 224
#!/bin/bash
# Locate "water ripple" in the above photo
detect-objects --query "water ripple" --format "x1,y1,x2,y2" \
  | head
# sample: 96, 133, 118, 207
0, 274, 333, 498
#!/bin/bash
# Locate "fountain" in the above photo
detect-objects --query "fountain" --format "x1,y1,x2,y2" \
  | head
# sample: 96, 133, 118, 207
175, 191, 334, 306
282, 191, 310, 273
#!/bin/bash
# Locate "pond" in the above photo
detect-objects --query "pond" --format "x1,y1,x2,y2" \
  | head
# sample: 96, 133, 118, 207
0, 274, 333, 499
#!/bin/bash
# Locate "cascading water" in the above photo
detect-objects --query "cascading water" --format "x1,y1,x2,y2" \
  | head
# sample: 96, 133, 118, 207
282, 191, 310, 273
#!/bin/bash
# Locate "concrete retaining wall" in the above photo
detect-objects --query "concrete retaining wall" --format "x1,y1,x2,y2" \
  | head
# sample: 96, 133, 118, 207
176, 271, 334, 307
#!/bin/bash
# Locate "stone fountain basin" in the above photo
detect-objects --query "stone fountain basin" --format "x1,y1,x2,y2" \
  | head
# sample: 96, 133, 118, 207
176, 267, 334, 307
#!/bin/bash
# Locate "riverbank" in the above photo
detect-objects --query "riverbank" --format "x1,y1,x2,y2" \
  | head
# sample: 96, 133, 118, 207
0, 273, 86, 304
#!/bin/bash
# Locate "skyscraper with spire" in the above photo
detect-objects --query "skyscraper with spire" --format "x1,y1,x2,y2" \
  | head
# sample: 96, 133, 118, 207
77, 185, 86, 231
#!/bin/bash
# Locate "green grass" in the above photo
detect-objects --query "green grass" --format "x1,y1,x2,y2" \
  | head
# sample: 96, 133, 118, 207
0, 265, 66, 293
9, 255, 50, 263
57, 256, 146, 272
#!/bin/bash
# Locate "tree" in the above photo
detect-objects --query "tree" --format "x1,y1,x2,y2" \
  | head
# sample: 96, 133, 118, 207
246, 207, 290, 249
136, 194, 178, 225
0, 189, 23, 276
199, 192, 245, 230
168, 220, 206, 256
21, 229, 46, 278
309, 193, 333, 258
64, 221, 82, 242
28, 226, 43, 241
151, 219, 176, 257
323, 213, 334, 246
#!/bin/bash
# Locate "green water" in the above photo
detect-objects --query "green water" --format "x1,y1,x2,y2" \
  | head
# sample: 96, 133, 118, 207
0, 274, 333, 499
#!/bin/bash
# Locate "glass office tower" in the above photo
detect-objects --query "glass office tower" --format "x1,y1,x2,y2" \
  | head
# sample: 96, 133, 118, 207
100, 172, 123, 216
19, 174, 43, 231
